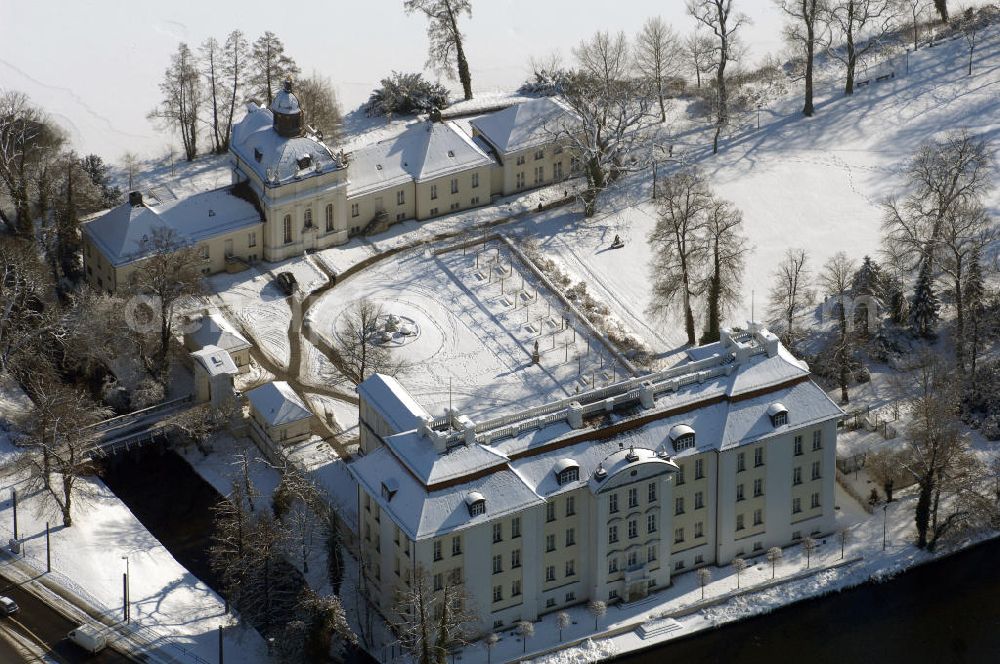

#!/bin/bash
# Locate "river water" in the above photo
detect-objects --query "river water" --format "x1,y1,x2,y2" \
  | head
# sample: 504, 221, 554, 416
614, 536, 1000, 664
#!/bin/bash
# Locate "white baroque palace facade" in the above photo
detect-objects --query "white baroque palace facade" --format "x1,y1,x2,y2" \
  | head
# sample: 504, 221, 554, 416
350, 324, 843, 634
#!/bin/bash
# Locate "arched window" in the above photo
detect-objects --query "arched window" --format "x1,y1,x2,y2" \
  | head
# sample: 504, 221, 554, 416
325, 203, 334, 232
767, 403, 789, 427
303, 207, 313, 228
283, 214, 292, 244
465, 492, 486, 517
554, 458, 580, 485
669, 424, 696, 452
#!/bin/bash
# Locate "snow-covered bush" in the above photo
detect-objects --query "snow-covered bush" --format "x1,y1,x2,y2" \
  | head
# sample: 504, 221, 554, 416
518, 67, 570, 96
365, 72, 449, 117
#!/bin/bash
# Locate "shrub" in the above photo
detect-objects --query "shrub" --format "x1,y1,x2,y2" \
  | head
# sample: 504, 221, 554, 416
366, 72, 449, 117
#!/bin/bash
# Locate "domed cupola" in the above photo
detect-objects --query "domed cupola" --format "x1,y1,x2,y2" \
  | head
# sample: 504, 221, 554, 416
271, 80, 304, 138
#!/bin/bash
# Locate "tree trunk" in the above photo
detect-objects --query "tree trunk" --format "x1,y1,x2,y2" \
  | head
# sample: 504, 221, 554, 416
657, 78, 666, 123
954, 264, 965, 374
804, 18, 815, 116
702, 240, 722, 344
838, 299, 849, 403
445, 0, 473, 101
934, 0, 949, 23
845, 33, 857, 95
915, 473, 933, 548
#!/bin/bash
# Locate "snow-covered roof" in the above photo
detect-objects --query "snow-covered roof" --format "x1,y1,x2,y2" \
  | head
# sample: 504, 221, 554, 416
356, 373, 431, 435
231, 103, 343, 186
185, 312, 251, 353
346, 121, 494, 197
270, 87, 301, 115
767, 402, 788, 417
190, 345, 238, 377
470, 97, 579, 154
83, 187, 262, 267
246, 381, 313, 427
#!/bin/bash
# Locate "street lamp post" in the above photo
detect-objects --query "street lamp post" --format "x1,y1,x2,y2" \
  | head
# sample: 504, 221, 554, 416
122, 556, 130, 623
882, 504, 888, 551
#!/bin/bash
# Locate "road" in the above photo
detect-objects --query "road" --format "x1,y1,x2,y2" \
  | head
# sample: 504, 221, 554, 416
0, 572, 133, 663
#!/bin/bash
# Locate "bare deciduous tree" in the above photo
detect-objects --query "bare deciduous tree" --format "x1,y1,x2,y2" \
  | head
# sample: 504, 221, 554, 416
588, 599, 607, 630
777, 0, 826, 116
700, 197, 748, 344
820, 251, 857, 403
648, 169, 712, 345
395, 565, 476, 664
337, 298, 407, 384
250, 32, 300, 105
684, 31, 717, 89
219, 30, 250, 151
731, 556, 748, 588
634, 17, 681, 123
149, 43, 202, 161
200, 37, 226, 154
556, 611, 571, 642
768, 248, 814, 344
295, 73, 344, 143
696, 567, 712, 598
767, 546, 783, 578
405, 0, 474, 101
687, 0, 750, 152
902, 0, 929, 49
826, 0, 899, 94
516, 620, 534, 653
801, 536, 818, 567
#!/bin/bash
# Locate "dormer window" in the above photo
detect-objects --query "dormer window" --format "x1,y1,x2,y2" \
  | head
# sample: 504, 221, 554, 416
669, 424, 696, 452
767, 403, 789, 427
447, 150, 455, 157
381, 478, 399, 502
254, 148, 263, 163
554, 458, 580, 485
465, 491, 486, 517
297, 154, 312, 170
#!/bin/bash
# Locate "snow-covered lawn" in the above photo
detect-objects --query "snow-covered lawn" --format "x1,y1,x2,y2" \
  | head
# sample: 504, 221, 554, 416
307, 241, 626, 420
209, 268, 294, 371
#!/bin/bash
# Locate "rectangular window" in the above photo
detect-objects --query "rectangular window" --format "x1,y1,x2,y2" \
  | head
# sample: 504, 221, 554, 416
533, 165, 544, 185
199, 245, 209, 260
433, 573, 443, 591
493, 585, 502, 602
492, 554, 502, 574
516, 171, 525, 189
753, 478, 763, 497
565, 560, 575, 577
609, 493, 618, 513
647, 545, 657, 562
472, 172, 479, 188
512, 517, 521, 539
546, 534, 556, 552
675, 497, 685, 515
695, 491, 704, 509
628, 519, 638, 539
608, 558, 618, 574
351, 203, 359, 217
754, 447, 764, 467
695, 554, 704, 564
449, 201, 459, 211
553, 161, 563, 179
812, 461, 822, 480
546, 565, 556, 582
516, 155, 526, 166
470, 196, 479, 205
794, 467, 802, 485
283, 214, 292, 244
608, 525, 618, 544
792, 497, 802, 514
433, 540, 442, 561
566, 528, 576, 546
677, 464, 686, 485
737, 452, 746, 472
325, 203, 334, 231
429, 207, 438, 216
512, 579, 522, 597
450, 178, 458, 194
430, 184, 437, 200
648, 482, 657, 503
546, 502, 556, 522
303, 207, 313, 228
647, 514, 657, 534
511, 549, 521, 568
695, 521, 704, 538
451, 536, 462, 556
753, 509, 763, 526
736, 514, 745, 531
811, 492, 821, 509
813, 430, 823, 450
535, 150, 544, 160
695, 458, 705, 479
396, 190, 405, 206
674, 527, 684, 543
566, 496, 576, 517
736, 484, 745, 501
248, 232, 257, 248
794, 435, 803, 456
566, 591, 576, 602
493, 523, 503, 543
628, 488, 638, 508
627, 550, 637, 567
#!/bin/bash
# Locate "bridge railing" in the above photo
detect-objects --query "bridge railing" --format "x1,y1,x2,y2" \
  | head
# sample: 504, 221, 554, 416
86, 395, 193, 433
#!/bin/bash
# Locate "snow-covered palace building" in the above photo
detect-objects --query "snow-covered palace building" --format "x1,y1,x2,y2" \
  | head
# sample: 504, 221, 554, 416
81, 83, 578, 294
350, 323, 842, 634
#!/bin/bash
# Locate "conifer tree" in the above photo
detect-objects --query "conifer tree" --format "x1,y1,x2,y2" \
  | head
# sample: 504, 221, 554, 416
911, 257, 939, 338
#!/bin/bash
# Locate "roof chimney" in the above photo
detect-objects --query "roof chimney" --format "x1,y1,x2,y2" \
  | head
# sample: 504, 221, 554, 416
128, 191, 144, 207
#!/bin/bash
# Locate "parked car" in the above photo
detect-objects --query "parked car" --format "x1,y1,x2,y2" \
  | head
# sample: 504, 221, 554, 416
0, 596, 18, 616
67, 625, 106, 654
275, 271, 298, 295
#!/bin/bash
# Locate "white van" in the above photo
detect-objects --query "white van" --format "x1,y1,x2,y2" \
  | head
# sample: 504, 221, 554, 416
67, 624, 107, 654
